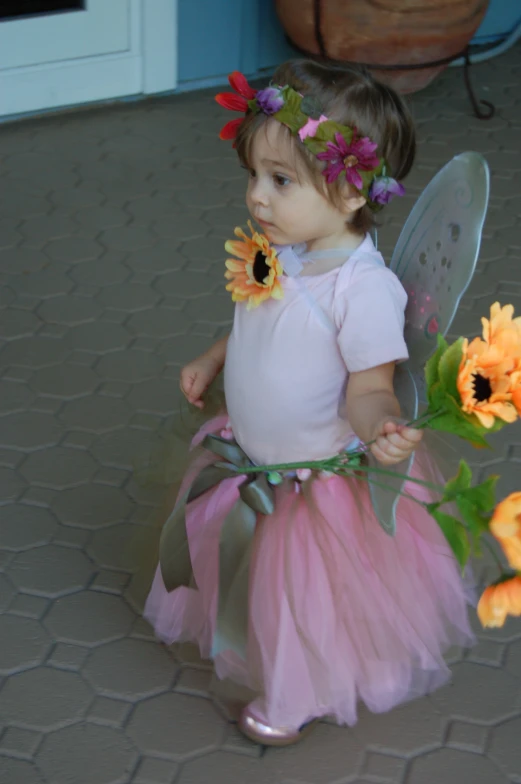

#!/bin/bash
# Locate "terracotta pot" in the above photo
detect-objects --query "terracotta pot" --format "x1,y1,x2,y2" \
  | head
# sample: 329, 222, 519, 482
275, 0, 490, 93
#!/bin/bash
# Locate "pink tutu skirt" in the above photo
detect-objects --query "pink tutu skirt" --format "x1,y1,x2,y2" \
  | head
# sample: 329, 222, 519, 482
144, 417, 475, 729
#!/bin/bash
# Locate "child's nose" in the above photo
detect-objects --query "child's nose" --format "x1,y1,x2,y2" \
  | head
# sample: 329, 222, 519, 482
250, 180, 268, 207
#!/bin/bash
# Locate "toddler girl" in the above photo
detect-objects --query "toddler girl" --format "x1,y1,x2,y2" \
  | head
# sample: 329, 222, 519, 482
144, 60, 473, 746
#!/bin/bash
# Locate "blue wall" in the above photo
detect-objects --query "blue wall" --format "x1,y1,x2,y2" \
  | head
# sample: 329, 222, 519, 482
474, 0, 521, 43
177, 0, 521, 90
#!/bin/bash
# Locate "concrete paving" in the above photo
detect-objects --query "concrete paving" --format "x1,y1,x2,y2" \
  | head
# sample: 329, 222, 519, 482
0, 45, 521, 784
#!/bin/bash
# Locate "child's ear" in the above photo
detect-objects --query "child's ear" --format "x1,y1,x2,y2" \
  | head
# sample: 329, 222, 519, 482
338, 181, 366, 215
343, 193, 367, 214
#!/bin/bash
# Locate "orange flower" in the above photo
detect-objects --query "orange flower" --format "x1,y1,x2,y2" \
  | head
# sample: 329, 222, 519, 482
477, 575, 521, 628
482, 303, 521, 356
457, 337, 518, 428
224, 221, 283, 310
489, 492, 521, 570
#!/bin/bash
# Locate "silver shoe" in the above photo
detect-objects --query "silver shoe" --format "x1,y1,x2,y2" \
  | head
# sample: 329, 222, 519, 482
238, 706, 318, 747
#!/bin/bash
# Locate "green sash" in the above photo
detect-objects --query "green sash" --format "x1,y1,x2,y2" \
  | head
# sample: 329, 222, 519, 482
159, 434, 274, 657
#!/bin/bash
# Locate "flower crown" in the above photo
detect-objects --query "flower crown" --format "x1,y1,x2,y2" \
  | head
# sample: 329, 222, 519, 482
215, 71, 405, 210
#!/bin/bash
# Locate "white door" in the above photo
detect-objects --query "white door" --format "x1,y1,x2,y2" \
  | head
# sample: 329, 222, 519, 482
0, 0, 177, 118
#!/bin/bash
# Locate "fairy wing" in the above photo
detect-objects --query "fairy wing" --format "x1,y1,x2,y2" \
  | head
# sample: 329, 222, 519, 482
369, 152, 490, 535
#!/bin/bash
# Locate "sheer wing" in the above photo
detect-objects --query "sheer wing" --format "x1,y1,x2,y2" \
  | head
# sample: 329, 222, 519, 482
369, 152, 490, 535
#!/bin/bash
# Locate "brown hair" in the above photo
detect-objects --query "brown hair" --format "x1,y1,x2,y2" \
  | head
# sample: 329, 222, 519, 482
235, 60, 416, 235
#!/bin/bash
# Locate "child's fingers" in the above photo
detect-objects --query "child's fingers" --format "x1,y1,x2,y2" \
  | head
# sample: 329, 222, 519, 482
370, 441, 400, 465
384, 430, 421, 452
374, 435, 406, 461
398, 426, 424, 443
180, 369, 206, 407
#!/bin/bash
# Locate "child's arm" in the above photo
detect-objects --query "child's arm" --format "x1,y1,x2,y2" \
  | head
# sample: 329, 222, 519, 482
180, 335, 229, 409
346, 362, 423, 465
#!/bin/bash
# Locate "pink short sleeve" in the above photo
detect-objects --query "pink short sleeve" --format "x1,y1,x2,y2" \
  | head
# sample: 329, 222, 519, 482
335, 258, 409, 372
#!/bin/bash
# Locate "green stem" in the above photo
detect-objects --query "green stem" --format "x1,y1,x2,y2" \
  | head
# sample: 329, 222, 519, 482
334, 463, 444, 492
234, 459, 444, 494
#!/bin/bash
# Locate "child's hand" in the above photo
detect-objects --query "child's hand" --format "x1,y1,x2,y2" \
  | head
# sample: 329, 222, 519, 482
370, 418, 423, 466
180, 356, 221, 410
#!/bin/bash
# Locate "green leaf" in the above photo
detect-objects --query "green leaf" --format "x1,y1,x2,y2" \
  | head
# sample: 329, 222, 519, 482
428, 410, 490, 448
438, 337, 464, 399
313, 120, 351, 144
443, 460, 472, 500
300, 96, 324, 119
424, 334, 448, 394
427, 380, 447, 412
458, 475, 498, 513
430, 509, 471, 570
455, 496, 491, 538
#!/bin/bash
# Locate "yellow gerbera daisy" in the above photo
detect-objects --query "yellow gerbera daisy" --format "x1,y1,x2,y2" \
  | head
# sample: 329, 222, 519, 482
224, 221, 283, 310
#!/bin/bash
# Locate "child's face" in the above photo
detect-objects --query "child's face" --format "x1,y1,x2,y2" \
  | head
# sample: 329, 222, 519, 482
245, 120, 361, 249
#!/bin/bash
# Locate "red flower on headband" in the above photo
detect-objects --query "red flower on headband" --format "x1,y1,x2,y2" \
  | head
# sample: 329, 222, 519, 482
215, 72, 257, 141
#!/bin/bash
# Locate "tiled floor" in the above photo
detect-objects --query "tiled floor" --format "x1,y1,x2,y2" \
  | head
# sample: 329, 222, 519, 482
1, 46, 521, 784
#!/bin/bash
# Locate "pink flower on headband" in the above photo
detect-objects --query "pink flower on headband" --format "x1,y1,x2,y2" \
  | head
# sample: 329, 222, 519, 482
317, 131, 380, 189
298, 114, 328, 141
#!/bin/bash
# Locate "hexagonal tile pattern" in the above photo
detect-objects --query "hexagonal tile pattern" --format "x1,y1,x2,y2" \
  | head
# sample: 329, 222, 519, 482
64, 322, 131, 353
60, 395, 132, 432
488, 716, 521, 778
7, 544, 94, 597
0, 571, 16, 610
11, 263, 75, 300
37, 724, 138, 784
52, 484, 133, 527
30, 365, 100, 400
0, 336, 69, 369
20, 447, 98, 489
0, 667, 92, 730
0, 308, 41, 339
407, 748, 508, 784
0, 504, 58, 550
90, 429, 147, 470
127, 693, 226, 758
37, 295, 102, 325
97, 282, 160, 312
0, 616, 51, 674
83, 638, 177, 698
0, 412, 63, 450
0, 381, 34, 415
0, 759, 45, 784
45, 591, 135, 645
96, 350, 162, 382
0, 467, 26, 501
430, 662, 519, 722
0, 50, 520, 784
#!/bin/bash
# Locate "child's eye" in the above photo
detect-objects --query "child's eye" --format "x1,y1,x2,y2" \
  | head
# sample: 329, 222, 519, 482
274, 173, 291, 187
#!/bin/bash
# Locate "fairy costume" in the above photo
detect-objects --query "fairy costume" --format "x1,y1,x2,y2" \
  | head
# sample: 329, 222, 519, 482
144, 75, 490, 730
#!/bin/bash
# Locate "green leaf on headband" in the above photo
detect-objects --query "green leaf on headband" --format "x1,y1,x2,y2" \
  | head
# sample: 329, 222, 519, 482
300, 96, 324, 119
313, 121, 351, 144
274, 88, 308, 132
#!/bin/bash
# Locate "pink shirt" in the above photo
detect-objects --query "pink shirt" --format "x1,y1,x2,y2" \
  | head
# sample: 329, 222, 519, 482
224, 235, 408, 466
